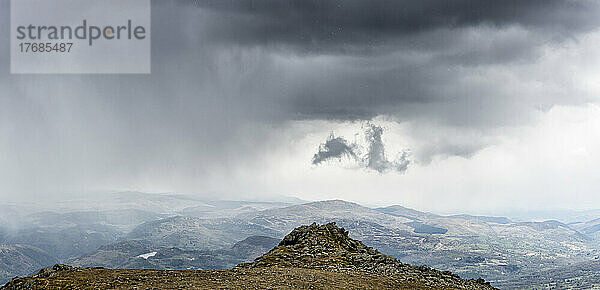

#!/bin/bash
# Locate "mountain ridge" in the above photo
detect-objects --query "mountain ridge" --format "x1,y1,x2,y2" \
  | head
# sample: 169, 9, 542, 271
2, 223, 494, 289
238, 222, 493, 289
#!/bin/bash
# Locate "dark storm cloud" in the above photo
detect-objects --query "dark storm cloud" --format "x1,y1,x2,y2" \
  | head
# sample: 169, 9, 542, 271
312, 133, 358, 165
1, 0, 599, 198
181, 0, 600, 54
312, 124, 411, 173
158, 0, 600, 127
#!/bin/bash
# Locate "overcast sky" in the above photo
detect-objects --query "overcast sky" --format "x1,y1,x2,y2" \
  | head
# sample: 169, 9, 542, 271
1, 0, 600, 214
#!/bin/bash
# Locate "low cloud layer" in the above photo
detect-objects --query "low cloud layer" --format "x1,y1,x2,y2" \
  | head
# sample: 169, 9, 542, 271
312, 124, 411, 173
364, 124, 411, 173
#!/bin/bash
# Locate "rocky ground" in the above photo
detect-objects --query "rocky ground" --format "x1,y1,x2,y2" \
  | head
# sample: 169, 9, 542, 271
2, 223, 495, 289
239, 222, 494, 289
1, 264, 455, 289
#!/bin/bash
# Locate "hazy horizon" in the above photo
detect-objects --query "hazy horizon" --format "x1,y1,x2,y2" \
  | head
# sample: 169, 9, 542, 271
3, 189, 600, 223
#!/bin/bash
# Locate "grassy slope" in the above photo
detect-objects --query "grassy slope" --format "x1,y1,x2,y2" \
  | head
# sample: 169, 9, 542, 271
2, 267, 432, 289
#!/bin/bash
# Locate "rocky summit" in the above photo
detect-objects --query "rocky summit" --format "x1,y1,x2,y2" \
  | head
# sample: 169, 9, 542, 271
2, 222, 494, 289
238, 222, 494, 289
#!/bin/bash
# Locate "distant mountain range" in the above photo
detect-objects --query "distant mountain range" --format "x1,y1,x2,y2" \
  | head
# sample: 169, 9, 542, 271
69, 235, 279, 270
3, 223, 494, 290
495, 259, 600, 289
0, 244, 57, 284
1, 192, 600, 287
230, 199, 597, 282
